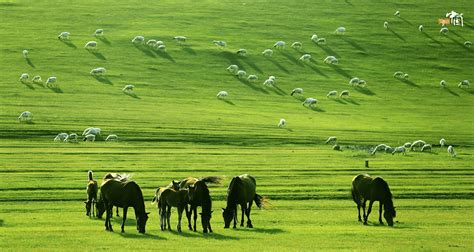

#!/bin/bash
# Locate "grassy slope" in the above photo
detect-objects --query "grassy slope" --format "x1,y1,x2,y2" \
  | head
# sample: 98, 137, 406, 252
0, 0, 473, 250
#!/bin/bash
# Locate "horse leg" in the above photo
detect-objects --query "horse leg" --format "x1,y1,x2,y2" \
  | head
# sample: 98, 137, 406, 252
233, 205, 238, 229
365, 200, 374, 225
246, 201, 253, 228
116, 206, 120, 217
240, 204, 245, 227
177, 205, 183, 232
186, 204, 192, 231
379, 202, 384, 225
104, 203, 110, 231
193, 206, 197, 232
121, 207, 128, 233
106, 203, 114, 231
167, 205, 172, 231
357, 203, 362, 222
362, 199, 367, 224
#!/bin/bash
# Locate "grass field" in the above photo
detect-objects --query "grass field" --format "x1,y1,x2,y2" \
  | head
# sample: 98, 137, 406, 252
0, 0, 473, 250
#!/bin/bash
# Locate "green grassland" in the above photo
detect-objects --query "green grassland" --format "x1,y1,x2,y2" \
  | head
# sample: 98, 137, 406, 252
0, 0, 473, 250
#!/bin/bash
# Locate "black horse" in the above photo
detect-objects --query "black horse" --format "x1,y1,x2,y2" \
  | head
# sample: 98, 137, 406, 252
178, 176, 222, 233
351, 174, 396, 226
222, 174, 264, 229
100, 178, 149, 233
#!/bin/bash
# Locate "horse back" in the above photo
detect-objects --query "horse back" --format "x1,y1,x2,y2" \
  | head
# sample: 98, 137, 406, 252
179, 177, 198, 188
232, 174, 256, 204
352, 174, 373, 200
101, 179, 143, 207
370, 177, 392, 202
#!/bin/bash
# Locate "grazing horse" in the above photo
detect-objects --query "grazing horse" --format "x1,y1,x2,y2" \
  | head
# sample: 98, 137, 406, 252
351, 174, 397, 226
178, 176, 222, 233
100, 178, 149, 233
152, 187, 189, 232
96, 173, 131, 218
222, 174, 265, 229
85, 170, 98, 217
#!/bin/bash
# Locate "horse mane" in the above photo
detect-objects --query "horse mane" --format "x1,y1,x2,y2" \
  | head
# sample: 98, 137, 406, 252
88, 170, 94, 181
226, 176, 241, 205
103, 173, 132, 182
374, 177, 392, 199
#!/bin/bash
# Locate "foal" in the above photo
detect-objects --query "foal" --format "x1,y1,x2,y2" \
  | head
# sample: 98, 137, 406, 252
154, 187, 189, 232
85, 170, 98, 217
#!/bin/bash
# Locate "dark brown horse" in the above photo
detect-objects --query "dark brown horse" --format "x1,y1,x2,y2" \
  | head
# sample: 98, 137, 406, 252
222, 174, 265, 229
85, 170, 98, 217
351, 174, 396, 226
178, 176, 222, 233
100, 178, 149, 233
96, 173, 131, 218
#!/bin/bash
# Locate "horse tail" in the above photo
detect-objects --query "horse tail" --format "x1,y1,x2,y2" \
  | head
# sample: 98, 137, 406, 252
254, 194, 270, 209
199, 176, 223, 185
88, 170, 93, 181
151, 187, 161, 204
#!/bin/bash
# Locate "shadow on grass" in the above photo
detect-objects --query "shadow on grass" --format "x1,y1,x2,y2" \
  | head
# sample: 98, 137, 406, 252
26, 58, 35, 68
98, 37, 112, 45
235, 76, 269, 94
459, 88, 474, 95
422, 31, 443, 46
354, 86, 376, 96
400, 79, 420, 88
329, 98, 347, 104
125, 92, 141, 99
0, 219, 3, 226
445, 35, 471, 51
272, 85, 287, 96
343, 97, 360, 105
219, 99, 235, 105
308, 59, 329, 78
281, 51, 304, 66
292, 95, 306, 102
88, 50, 106, 60
242, 57, 263, 74
329, 64, 352, 78
119, 232, 166, 240
344, 0, 354, 6
182, 46, 197, 55
21, 82, 35, 90
450, 30, 467, 40
220, 51, 242, 68
156, 51, 176, 63
307, 106, 326, 112
444, 87, 459, 97
314, 43, 341, 58
232, 227, 285, 234
268, 58, 290, 74
93, 76, 113, 85
48, 86, 63, 93
398, 16, 412, 25
341, 36, 367, 52
134, 45, 156, 58
60, 40, 77, 49
388, 28, 406, 41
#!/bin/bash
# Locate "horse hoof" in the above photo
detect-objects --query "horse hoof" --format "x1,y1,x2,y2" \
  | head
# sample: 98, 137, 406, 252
363, 222, 368, 225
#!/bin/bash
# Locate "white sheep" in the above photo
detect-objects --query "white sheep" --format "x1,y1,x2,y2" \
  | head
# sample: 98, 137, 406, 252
440, 138, 447, 147
418, 25, 424, 32
122, 84, 134, 93
371, 144, 388, 155
146, 39, 157, 47
32, 75, 42, 84
132, 36, 145, 44
357, 79, 366, 86
236, 70, 247, 79
402, 73, 409, 80
421, 144, 432, 152
403, 142, 412, 148
45, 77, 57, 87
262, 49, 273, 57
299, 54, 311, 62
23, 50, 28, 59
302, 98, 318, 107
349, 77, 360, 86
465, 41, 472, 48
19, 73, 29, 83
458, 80, 470, 88
106, 134, 119, 142
64, 133, 78, 143
327, 90, 337, 97
156, 44, 166, 52
392, 146, 406, 155
173, 36, 187, 43
247, 75, 258, 82
155, 41, 164, 46
278, 118, 286, 128
84, 41, 97, 49
394, 11, 400, 17
335, 27, 346, 34
410, 140, 426, 151
227, 65, 239, 74
84, 134, 96, 142
290, 88, 303, 96
324, 56, 338, 64
384, 21, 389, 29
440, 27, 449, 34
447, 145, 456, 158
440, 80, 447, 88
58, 32, 70, 40
82, 127, 101, 136
94, 29, 104, 37
269, 76, 276, 81
54, 133, 68, 142
325, 136, 337, 144
273, 41, 285, 49
216, 91, 228, 98
393, 71, 404, 79
18, 111, 33, 122
315, 38, 326, 45
236, 49, 247, 56
90, 67, 106, 76
385, 146, 395, 153
263, 78, 274, 87
311, 34, 318, 42
213, 40, 226, 47
291, 42, 302, 49
340, 90, 349, 97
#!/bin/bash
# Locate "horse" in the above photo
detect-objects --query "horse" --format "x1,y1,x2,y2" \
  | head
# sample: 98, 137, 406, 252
96, 173, 131, 218
351, 174, 396, 226
178, 176, 222, 233
100, 178, 149, 233
85, 170, 98, 217
222, 174, 265, 229
152, 187, 189, 232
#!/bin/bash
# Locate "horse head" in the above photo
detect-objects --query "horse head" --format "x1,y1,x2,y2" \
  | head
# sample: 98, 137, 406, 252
95, 200, 106, 219
222, 207, 234, 228
136, 212, 150, 233
171, 180, 180, 190
199, 210, 213, 233
384, 207, 396, 226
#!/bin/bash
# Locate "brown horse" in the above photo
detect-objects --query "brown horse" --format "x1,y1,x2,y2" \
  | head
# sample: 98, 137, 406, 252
85, 170, 98, 217
100, 178, 149, 233
351, 174, 396, 226
152, 187, 189, 232
96, 173, 130, 218
178, 176, 222, 233
222, 174, 265, 229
